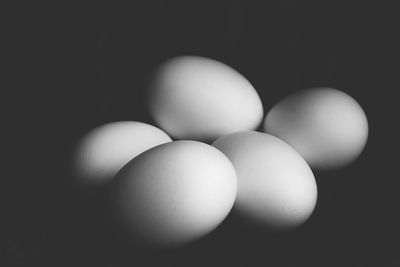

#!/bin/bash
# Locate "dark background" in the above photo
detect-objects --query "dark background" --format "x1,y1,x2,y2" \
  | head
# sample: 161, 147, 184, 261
4, 1, 399, 266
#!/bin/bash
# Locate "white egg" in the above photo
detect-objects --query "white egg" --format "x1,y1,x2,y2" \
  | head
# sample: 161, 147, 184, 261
148, 56, 264, 142
109, 140, 237, 247
73, 121, 172, 186
213, 131, 317, 230
264, 87, 368, 170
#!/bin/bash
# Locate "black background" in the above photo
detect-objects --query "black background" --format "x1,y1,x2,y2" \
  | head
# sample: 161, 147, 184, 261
4, 1, 399, 266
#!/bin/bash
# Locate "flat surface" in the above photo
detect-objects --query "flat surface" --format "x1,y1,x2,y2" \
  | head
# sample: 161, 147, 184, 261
4, 1, 399, 266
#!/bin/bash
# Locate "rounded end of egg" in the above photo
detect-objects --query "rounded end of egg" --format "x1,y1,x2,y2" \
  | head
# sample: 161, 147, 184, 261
264, 87, 368, 170
147, 56, 264, 142
72, 121, 172, 188
108, 140, 238, 247
213, 131, 317, 231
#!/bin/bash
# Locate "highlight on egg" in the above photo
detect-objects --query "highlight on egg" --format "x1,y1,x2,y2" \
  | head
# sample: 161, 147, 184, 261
213, 131, 317, 231
108, 140, 238, 247
263, 87, 368, 170
72, 121, 172, 187
147, 55, 264, 142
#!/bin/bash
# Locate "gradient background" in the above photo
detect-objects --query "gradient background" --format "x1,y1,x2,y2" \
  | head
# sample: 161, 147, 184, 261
4, 1, 399, 266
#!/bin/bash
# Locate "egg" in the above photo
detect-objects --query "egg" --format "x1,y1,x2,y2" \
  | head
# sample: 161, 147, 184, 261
213, 131, 317, 230
73, 121, 172, 187
109, 140, 237, 247
147, 56, 264, 142
263, 87, 368, 170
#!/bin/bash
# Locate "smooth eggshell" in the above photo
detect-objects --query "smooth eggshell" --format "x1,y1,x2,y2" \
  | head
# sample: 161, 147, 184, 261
213, 131, 317, 230
148, 56, 264, 142
109, 140, 237, 247
73, 121, 172, 186
264, 87, 368, 170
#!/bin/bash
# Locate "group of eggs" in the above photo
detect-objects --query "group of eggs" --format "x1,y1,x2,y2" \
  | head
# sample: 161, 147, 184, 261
73, 56, 368, 247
